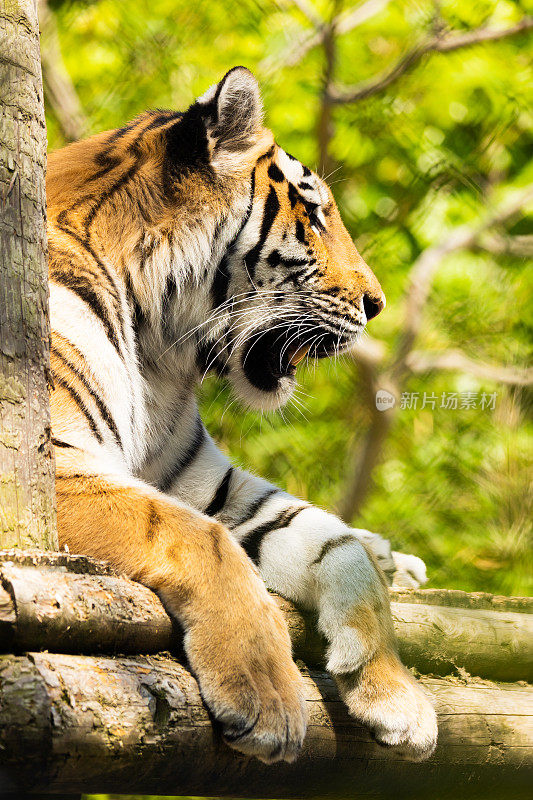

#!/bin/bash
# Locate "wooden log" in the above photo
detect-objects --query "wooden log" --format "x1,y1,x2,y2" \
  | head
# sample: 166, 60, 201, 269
390, 586, 533, 613
390, 601, 533, 682
0, 558, 174, 655
0, 551, 531, 682
0, 652, 531, 799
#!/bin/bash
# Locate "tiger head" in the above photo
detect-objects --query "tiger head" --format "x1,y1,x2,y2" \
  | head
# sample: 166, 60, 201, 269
48, 67, 385, 412
196, 68, 386, 410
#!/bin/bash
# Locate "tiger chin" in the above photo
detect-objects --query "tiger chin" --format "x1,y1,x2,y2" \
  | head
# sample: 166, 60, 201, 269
47, 66, 437, 764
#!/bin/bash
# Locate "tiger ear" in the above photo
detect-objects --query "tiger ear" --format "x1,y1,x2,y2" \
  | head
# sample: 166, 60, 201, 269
164, 68, 268, 177
199, 66, 264, 153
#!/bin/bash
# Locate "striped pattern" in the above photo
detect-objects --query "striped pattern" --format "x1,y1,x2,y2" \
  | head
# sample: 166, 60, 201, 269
46, 69, 438, 764
242, 506, 306, 563
47, 70, 388, 583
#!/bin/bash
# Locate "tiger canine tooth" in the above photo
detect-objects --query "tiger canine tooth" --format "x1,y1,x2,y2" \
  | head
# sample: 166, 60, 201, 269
288, 344, 312, 366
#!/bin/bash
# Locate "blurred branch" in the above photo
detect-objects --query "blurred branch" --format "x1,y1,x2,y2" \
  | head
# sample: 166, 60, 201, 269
336, 0, 391, 36
394, 187, 533, 371
406, 350, 533, 387
38, 0, 87, 141
291, 0, 324, 30
338, 383, 395, 522
316, 0, 342, 176
433, 16, 533, 52
328, 16, 533, 104
281, 0, 392, 67
351, 335, 387, 366
339, 187, 533, 522
470, 233, 533, 258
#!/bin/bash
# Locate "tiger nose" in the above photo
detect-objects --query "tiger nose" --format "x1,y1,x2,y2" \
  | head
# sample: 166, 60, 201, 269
363, 291, 386, 321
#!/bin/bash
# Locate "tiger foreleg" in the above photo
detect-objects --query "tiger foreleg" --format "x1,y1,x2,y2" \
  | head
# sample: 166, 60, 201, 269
55, 458, 307, 764
257, 507, 438, 760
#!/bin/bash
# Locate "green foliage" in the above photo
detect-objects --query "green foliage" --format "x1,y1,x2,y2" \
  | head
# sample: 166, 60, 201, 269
48, 0, 532, 595
84, 796, 207, 800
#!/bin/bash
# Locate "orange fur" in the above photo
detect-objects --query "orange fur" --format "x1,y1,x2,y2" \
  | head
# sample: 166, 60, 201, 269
45, 69, 435, 761
55, 453, 307, 762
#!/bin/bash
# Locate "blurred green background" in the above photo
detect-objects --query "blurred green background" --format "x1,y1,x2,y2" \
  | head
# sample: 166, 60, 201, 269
43, 0, 532, 595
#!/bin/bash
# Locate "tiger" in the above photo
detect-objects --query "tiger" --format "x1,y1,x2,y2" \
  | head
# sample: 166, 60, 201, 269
47, 66, 437, 764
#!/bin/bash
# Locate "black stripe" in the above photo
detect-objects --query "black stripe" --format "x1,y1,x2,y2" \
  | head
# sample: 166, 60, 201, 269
52, 344, 122, 449
54, 215, 125, 316
55, 177, 137, 354
204, 468, 233, 517
51, 271, 123, 357
233, 487, 277, 528
161, 272, 178, 341
257, 144, 275, 163
267, 163, 284, 182
243, 506, 306, 563
211, 253, 231, 309
268, 251, 309, 269
278, 267, 314, 288
162, 272, 178, 309
123, 269, 146, 336
49, 225, 126, 340
106, 118, 142, 145
288, 183, 300, 208
52, 373, 103, 444
84, 163, 140, 236
295, 219, 307, 244
136, 234, 158, 272
243, 185, 280, 279
144, 110, 183, 131
135, 176, 158, 225
223, 712, 260, 743
158, 416, 205, 493
312, 534, 358, 565
210, 169, 256, 310
83, 118, 162, 234
51, 438, 76, 449
88, 153, 122, 183
88, 110, 179, 187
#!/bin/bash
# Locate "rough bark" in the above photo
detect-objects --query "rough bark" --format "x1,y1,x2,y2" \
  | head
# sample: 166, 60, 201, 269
0, 0, 56, 549
0, 555, 175, 655
391, 600, 533, 682
0, 552, 531, 683
0, 652, 531, 798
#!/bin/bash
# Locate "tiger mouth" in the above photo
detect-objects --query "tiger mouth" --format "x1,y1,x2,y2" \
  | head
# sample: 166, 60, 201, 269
242, 325, 346, 392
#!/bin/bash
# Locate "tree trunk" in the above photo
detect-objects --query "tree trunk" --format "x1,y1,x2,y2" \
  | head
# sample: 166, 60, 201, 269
337, 360, 397, 523
0, 0, 56, 549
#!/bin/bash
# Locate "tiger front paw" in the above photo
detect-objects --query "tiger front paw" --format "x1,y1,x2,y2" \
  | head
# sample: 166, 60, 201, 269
391, 550, 428, 588
185, 592, 308, 763
336, 650, 438, 761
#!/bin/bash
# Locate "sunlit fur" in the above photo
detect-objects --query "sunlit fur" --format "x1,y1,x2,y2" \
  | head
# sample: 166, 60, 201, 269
47, 67, 437, 763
